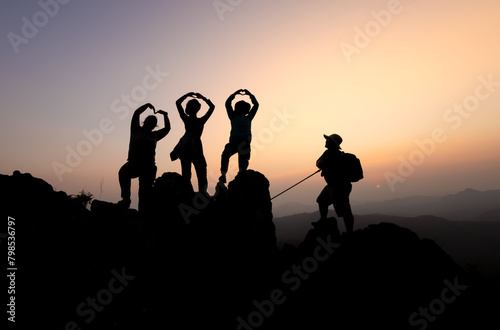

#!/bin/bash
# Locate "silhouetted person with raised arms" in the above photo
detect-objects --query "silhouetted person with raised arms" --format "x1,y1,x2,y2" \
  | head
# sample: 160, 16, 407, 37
219, 89, 259, 184
118, 103, 170, 211
170, 92, 215, 195
316, 134, 355, 233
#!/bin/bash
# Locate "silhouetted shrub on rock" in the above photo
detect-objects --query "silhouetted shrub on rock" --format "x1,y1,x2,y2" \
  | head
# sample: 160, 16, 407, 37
1, 170, 497, 330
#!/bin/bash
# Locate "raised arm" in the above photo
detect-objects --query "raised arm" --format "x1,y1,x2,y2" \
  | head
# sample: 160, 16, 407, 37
154, 110, 170, 141
245, 90, 259, 120
131, 103, 154, 130
196, 93, 215, 123
176, 92, 194, 122
225, 90, 242, 119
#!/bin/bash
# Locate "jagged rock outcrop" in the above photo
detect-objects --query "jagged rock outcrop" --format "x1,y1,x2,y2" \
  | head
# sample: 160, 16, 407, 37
1, 170, 496, 330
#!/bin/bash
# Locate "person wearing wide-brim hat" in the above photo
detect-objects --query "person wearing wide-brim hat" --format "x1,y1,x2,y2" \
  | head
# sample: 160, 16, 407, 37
315, 133, 355, 233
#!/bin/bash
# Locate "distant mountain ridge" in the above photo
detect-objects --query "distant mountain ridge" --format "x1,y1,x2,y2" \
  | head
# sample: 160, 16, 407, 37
272, 201, 316, 217
274, 212, 500, 277
2, 171, 499, 328
354, 188, 500, 221
273, 188, 500, 221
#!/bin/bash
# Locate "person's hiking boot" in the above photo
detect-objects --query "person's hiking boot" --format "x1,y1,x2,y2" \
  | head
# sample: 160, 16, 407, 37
215, 180, 228, 198
198, 183, 210, 198
198, 189, 211, 199
117, 198, 131, 209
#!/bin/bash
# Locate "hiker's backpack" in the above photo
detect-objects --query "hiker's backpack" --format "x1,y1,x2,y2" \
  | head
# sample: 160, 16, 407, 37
341, 152, 364, 182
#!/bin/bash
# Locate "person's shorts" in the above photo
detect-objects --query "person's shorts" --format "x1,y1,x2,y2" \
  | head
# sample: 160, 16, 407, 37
316, 183, 352, 217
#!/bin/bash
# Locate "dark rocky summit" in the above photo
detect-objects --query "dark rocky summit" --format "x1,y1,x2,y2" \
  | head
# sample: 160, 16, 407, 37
1, 170, 498, 329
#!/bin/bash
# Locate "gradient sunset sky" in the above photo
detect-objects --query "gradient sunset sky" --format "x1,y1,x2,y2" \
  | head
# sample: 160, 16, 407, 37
1, 0, 499, 209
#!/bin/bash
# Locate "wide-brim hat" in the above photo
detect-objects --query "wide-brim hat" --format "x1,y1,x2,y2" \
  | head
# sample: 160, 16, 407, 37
324, 133, 342, 149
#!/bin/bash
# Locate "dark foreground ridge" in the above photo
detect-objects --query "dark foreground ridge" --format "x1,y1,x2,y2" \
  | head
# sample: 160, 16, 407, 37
1, 170, 498, 329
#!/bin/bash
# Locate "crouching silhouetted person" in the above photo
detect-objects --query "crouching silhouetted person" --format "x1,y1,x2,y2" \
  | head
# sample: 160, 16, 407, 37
118, 103, 170, 212
316, 134, 355, 233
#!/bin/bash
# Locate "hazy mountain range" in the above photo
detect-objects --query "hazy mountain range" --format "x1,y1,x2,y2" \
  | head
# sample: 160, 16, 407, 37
272, 188, 500, 277
274, 212, 500, 277
353, 188, 500, 221
273, 188, 500, 220
3, 171, 499, 328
